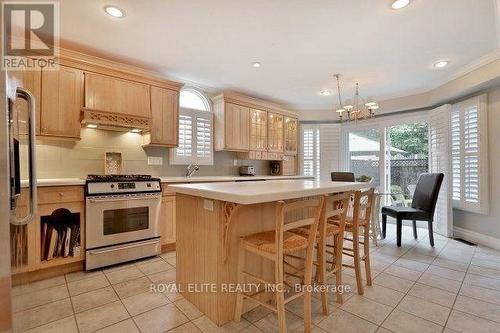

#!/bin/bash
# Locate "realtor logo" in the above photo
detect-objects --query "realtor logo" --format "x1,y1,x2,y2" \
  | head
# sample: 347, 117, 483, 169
2, 1, 59, 70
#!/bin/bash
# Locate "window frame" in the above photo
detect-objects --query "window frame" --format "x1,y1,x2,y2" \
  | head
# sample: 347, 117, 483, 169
170, 88, 214, 166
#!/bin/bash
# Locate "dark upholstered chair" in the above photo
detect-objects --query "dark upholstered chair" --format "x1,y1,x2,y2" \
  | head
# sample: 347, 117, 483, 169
381, 173, 444, 247
331, 172, 355, 182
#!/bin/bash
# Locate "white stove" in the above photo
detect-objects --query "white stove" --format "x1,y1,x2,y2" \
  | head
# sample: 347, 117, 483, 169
85, 174, 162, 270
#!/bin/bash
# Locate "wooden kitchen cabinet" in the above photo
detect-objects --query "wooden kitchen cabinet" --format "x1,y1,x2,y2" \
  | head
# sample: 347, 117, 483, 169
143, 86, 179, 147
84, 72, 151, 118
284, 116, 298, 155
40, 65, 83, 139
267, 112, 284, 152
160, 195, 176, 247
249, 108, 267, 151
7, 64, 42, 136
214, 102, 249, 151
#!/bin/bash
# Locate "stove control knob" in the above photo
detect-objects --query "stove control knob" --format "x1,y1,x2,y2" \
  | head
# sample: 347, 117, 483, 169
147, 183, 151, 187
110, 184, 115, 189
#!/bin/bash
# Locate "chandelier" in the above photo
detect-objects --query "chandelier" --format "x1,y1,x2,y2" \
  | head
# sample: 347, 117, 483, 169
333, 74, 379, 122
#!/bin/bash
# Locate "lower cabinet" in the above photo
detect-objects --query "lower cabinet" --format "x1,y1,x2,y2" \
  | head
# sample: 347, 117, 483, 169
160, 195, 176, 247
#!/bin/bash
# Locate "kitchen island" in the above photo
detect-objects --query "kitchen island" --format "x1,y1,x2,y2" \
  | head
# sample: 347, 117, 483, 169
170, 179, 370, 325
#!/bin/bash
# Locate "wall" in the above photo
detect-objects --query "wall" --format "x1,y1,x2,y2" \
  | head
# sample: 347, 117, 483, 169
453, 86, 500, 239
21, 128, 270, 179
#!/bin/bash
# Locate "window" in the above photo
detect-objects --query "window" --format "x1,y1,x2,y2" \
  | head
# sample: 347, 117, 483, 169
450, 94, 488, 214
170, 88, 213, 165
301, 125, 320, 179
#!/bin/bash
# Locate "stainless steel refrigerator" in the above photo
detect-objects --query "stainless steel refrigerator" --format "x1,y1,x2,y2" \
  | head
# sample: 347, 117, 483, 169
1, 70, 38, 331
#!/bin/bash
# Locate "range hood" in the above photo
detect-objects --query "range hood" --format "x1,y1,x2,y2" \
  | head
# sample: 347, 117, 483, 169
81, 108, 151, 132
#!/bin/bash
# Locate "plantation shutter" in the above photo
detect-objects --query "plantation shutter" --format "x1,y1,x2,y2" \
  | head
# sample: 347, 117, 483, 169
195, 114, 213, 164
177, 114, 193, 157
319, 124, 341, 181
300, 125, 320, 179
428, 104, 453, 237
451, 95, 488, 214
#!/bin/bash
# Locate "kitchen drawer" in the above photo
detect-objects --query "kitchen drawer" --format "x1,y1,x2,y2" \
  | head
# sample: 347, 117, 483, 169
38, 186, 84, 204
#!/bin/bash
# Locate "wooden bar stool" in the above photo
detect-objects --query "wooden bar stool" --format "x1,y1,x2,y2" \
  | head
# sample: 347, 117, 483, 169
290, 191, 353, 314
329, 189, 375, 295
233, 197, 324, 333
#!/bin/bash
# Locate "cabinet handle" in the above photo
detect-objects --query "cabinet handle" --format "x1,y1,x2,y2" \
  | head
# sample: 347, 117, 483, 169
59, 192, 64, 197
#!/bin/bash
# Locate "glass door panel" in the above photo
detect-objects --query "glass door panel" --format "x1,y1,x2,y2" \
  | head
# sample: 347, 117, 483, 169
348, 129, 381, 190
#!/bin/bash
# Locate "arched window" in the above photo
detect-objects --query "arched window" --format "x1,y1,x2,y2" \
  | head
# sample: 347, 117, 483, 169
170, 88, 214, 165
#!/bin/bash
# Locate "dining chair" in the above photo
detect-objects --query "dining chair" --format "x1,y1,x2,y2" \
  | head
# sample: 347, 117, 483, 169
381, 173, 444, 247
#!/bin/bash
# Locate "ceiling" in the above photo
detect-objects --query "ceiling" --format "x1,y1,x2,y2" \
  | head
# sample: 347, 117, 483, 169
59, 0, 500, 109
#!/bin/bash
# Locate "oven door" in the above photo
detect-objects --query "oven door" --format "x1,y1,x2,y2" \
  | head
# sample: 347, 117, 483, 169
86, 193, 161, 249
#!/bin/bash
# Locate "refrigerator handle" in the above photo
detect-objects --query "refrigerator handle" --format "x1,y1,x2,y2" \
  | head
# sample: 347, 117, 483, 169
10, 87, 37, 226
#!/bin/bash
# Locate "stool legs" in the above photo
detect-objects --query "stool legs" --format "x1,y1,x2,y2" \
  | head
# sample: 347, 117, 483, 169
275, 257, 287, 333
352, 228, 364, 295
334, 234, 344, 304
234, 242, 245, 322
363, 225, 372, 286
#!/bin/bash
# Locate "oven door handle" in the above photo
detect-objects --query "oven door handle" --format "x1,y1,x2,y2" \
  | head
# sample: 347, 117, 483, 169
87, 195, 161, 203
88, 239, 160, 255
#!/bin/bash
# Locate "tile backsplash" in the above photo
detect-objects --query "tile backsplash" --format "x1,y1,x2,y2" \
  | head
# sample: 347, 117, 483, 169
20, 128, 270, 179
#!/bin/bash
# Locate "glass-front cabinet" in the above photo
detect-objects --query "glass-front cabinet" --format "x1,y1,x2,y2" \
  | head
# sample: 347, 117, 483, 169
249, 109, 267, 151
284, 117, 298, 155
268, 112, 284, 152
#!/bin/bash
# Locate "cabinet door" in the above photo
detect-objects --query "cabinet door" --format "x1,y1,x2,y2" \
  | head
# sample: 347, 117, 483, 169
225, 103, 249, 151
249, 109, 267, 151
268, 112, 284, 152
84, 73, 151, 117
40, 65, 83, 139
149, 86, 179, 146
160, 195, 176, 245
284, 117, 298, 155
7, 64, 42, 136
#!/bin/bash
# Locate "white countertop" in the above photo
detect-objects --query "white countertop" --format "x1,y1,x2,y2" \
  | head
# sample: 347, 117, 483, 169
170, 179, 371, 204
21, 175, 313, 187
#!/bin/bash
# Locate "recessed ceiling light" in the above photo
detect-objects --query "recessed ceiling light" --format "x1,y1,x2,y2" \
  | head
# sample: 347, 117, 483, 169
86, 124, 98, 129
319, 90, 331, 96
104, 5, 125, 18
130, 128, 142, 133
391, 0, 410, 9
434, 60, 449, 69
252, 62, 261, 68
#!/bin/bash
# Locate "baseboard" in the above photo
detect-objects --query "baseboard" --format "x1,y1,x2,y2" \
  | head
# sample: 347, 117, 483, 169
453, 226, 500, 251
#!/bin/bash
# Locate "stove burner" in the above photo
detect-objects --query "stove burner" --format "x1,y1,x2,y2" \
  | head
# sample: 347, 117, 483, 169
87, 174, 153, 182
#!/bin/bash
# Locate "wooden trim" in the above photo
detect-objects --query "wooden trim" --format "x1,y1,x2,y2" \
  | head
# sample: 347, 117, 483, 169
12, 261, 83, 286
161, 243, 176, 253
0, 276, 12, 332
81, 108, 151, 129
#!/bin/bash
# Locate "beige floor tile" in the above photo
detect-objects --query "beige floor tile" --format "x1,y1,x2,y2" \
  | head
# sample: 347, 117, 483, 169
65, 269, 104, 283
317, 308, 378, 333
122, 291, 170, 316
446, 309, 500, 333
12, 298, 74, 332
253, 311, 302, 333
67, 274, 110, 296
376, 328, 393, 333
12, 275, 66, 296
373, 272, 414, 293
468, 265, 500, 280
285, 295, 329, 324
401, 251, 436, 264
167, 322, 203, 332
471, 258, 500, 271
148, 268, 177, 284
133, 304, 190, 333
384, 264, 422, 281
361, 284, 406, 307
460, 284, 500, 306
393, 258, 430, 273
161, 251, 176, 259
95, 319, 140, 333
397, 294, 451, 326
464, 273, 500, 291
418, 272, 462, 293
426, 265, 466, 282
105, 266, 145, 285
432, 257, 469, 272
24, 315, 78, 333
174, 298, 204, 320
454, 295, 500, 323
103, 261, 137, 273
340, 295, 393, 325
71, 286, 118, 313
408, 283, 457, 308
382, 309, 443, 333
137, 259, 173, 275
12, 284, 69, 312
113, 276, 152, 299
242, 306, 273, 323
75, 300, 130, 333
165, 257, 177, 267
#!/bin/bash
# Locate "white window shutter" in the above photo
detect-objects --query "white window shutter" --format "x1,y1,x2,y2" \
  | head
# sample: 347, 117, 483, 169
429, 104, 453, 237
319, 124, 341, 181
300, 125, 320, 179
177, 114, 193, 157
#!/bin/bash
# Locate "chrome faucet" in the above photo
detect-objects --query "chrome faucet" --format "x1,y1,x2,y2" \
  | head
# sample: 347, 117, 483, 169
185, 163, 199, 178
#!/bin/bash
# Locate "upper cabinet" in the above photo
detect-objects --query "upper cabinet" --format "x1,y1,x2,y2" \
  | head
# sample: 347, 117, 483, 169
284, 116, 298, 155
84, 73, 151, 118
267, 112, 284, 153
249, 109, 267, 151
40, 65, 83, 139
213, 101, 250, 152
143, 86, 179, 147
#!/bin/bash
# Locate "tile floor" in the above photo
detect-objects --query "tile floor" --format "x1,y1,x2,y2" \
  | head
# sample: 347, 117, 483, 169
11, 225, 500, 333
